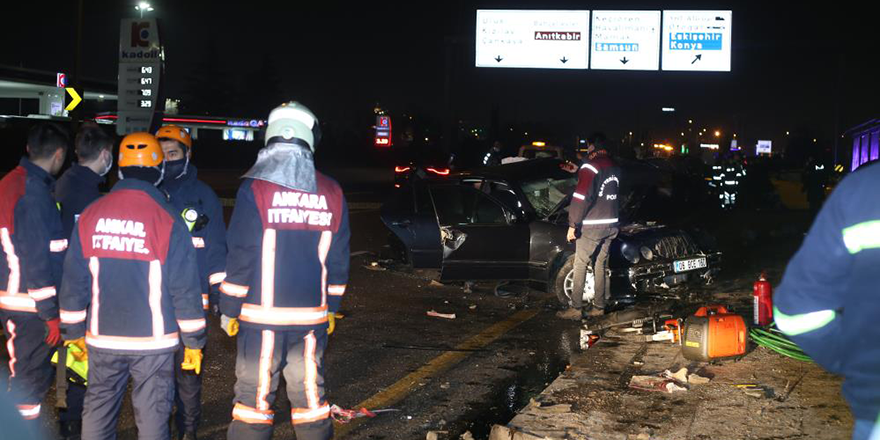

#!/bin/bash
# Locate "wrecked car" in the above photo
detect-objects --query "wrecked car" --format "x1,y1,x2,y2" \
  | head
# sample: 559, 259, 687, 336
380, 158, 721, 307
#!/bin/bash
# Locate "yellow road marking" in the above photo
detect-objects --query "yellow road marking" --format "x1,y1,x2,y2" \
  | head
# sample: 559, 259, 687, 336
334, 308, 540, 438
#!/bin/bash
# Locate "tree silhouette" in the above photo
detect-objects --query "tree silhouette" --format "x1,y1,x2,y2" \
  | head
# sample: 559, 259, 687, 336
181, 39, 236, 116
241, 53, 283, 117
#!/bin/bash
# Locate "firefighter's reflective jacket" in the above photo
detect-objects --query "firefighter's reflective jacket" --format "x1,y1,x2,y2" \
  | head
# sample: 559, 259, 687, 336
0, 158, 66, 320
774, 162, 880, 422
59, 178, 206, 354
161, 165, 227, 311
220, 173, 350, 332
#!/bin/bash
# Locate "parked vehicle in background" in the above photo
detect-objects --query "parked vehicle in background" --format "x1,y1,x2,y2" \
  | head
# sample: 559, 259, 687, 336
392, 148, 452, 188
517, 142, 565, 160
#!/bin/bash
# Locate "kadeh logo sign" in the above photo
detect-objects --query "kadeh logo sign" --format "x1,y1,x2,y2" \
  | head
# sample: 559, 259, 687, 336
131, 22, 150, 48
121, 20, 161, 60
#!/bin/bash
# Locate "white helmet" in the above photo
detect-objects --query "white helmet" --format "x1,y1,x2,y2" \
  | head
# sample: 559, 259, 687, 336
265, 101, 321, 152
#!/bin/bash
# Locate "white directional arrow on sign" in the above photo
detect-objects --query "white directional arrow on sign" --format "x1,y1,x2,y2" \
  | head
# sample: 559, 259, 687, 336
590, 10, 661, 71
476, 10, 590, 69
662, 10, 732, 72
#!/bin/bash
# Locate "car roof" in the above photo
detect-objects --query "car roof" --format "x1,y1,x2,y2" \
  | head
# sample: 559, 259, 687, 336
453, 158, 571, 183
420, 157, 663, 188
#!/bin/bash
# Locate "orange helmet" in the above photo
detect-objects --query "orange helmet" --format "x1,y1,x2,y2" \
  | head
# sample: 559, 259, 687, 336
155, 125, 192, 149
118, 132, 164, 168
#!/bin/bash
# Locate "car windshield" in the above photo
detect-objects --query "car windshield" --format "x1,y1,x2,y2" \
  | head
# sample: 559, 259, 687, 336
520, 147, 560, 160
520, 175, 577, 218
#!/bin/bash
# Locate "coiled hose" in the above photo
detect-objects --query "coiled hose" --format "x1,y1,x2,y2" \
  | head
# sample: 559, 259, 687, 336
749, 325, 812, 362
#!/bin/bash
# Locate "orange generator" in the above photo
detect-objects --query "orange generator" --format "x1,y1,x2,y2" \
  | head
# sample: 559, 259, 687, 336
682, 305, 747, 362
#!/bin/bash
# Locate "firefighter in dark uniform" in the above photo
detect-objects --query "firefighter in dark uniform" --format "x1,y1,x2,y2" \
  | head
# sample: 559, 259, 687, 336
53, 122, 113, 440
56, 123, 114, 239
156, 124, 227, 440
59, 132, 206, 440
774, 162, 880, 440
0, 124, 68, 428
220, 102, 350, 440
482, 141, 504, 167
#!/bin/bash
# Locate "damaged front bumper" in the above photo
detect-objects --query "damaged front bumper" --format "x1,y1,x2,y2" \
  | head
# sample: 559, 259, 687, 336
616, 251, 722, 293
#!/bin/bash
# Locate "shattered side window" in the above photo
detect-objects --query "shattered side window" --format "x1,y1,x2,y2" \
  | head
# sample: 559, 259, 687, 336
472, 192, 506, 224
520, 176, 577, 218
485, 181, 523, 214
431, 186, 507, 226
431, 186, 472, 225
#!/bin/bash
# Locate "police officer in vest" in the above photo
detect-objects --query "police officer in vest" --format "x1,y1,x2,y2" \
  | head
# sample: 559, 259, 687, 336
558, 133, 621, 320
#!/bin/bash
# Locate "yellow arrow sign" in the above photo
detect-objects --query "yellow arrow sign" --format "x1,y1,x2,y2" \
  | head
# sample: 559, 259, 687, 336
65, 87, 82, 112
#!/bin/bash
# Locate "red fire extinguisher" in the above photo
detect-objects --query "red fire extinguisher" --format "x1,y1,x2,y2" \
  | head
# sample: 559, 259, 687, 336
753, 272, 773, 326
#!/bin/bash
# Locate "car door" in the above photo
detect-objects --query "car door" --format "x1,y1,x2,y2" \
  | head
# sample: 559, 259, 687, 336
380, 181, 442, 268
429, 184, 530, 281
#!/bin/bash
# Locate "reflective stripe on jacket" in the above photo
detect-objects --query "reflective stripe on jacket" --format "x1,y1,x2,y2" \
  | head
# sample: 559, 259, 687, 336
220, 172, 350, 332
0, 159, 65, 320
59, 178, 206, 354
569, 152, 620, 230
774, 162, 880, 421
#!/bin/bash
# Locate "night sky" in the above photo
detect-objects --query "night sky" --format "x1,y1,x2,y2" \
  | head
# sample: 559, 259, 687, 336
2, 1, 877, 146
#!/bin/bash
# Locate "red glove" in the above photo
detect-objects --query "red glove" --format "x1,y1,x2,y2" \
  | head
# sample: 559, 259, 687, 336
45, 318, 61, 346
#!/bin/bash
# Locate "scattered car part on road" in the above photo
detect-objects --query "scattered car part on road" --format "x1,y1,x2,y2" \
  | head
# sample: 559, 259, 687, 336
427, 310, 457, 319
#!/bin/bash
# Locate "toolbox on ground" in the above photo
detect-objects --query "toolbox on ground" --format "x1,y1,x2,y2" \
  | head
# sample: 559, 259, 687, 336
682, 305, 747, 361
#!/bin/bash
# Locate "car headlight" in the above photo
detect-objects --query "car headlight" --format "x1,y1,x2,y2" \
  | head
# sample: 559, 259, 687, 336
621, 243, 640, 264
640, 246, 653, 261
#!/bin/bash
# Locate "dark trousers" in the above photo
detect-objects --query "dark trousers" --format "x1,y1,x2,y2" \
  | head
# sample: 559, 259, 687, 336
227, 327, 332, 440
59, 383, 86, 423
82, 350, 175, 440
572, 227, 619, 310
3, 315, 53, 421
173, 342, 202, 434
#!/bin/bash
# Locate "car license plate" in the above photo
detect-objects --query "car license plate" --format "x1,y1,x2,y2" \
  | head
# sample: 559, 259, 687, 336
674, 257, 707, 273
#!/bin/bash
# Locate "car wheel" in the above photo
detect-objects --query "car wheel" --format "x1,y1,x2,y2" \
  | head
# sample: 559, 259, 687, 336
552, 256, 596, 308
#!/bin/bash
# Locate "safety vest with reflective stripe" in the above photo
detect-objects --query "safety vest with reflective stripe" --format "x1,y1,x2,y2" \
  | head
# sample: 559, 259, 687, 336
569, 153, 620, 230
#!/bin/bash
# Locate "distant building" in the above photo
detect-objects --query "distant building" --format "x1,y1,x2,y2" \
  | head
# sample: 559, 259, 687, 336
848, 118, 880, 171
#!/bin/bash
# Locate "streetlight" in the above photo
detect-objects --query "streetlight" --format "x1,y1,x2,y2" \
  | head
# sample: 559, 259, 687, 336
688, 119, 693, 124
714, 130, 721, 138
135, 2, 154, 18
785, 131, 790, 136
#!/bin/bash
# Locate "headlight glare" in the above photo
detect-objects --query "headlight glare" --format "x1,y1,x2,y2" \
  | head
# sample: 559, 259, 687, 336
640, 246, 653, 261
621, 243, 640, 264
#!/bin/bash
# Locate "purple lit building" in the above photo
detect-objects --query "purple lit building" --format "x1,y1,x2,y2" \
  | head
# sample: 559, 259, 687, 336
849, 119, 880, 171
